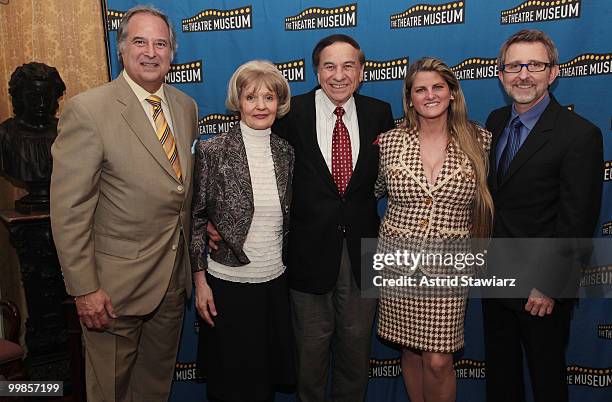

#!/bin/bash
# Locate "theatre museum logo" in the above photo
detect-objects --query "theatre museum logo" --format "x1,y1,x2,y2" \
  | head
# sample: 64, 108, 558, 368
182, 6, 252, 32
580, 265, 612, 288
500, 0, 581, 25
369, 357, 485, 379
363, 57, 409, 82
598, 324, 612, 340
603, 221, 612, 236
165, 61, 203, 84
199, 114, 240, 136
390, 1, 465, 29
451, 58, 498, 80
275, 59, 306, 82
174, 361, 202, 382
285, 4, 357, 31
106, 9, 125, 31
369, 358, 401, 378
566, 366, 612, 388
558, 53, 612, 78
454, 359, 485, 379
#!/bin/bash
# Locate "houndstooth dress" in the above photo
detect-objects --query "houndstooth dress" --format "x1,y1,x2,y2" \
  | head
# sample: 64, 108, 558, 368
375, 126, 491, 353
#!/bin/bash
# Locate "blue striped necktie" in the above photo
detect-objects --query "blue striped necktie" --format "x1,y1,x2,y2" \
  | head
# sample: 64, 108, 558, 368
498, 116, 522, 182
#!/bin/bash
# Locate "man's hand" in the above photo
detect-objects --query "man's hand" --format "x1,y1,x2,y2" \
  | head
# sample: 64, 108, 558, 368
524, 288, 555, 316
75, 289, 117, 330
207, 221, 221, 250
194, 271, 217, 326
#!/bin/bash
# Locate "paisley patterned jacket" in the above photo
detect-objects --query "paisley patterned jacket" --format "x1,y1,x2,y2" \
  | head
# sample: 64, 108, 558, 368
189, 123, 294, 272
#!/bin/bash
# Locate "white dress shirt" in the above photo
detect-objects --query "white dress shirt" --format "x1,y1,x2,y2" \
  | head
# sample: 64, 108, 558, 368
122, 70, 175, 136
315, 89, 360, 170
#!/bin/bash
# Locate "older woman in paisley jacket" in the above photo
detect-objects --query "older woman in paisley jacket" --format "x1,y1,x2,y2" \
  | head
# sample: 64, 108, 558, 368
189, 60, 295, 402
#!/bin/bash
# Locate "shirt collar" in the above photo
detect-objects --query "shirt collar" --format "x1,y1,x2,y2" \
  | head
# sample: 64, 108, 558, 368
511, 93, 550, 131
122, 70, 167, 106
316, 89, 356, 121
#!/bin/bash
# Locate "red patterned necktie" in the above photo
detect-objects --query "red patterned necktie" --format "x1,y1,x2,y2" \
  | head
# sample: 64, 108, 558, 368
331, 106, 353, 195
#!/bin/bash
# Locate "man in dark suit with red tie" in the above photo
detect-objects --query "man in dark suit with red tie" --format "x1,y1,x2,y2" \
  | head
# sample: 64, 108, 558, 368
483, 29, 603, 402
273, 34, 394, 401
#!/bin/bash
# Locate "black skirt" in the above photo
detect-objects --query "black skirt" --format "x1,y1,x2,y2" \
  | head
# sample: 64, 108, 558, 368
197, 272, 296, 401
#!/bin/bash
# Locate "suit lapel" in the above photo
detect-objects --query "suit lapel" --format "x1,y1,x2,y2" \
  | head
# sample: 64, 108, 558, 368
499, 98, 560, 186
270, 135, 290, 210
304, 90, 338, 194
488, 108, 510, 192
115, 76, 180, 182
345, 94, 371, 196
404, 128, 433, 196
431, 137, 466, 192
226, 124, 254, 210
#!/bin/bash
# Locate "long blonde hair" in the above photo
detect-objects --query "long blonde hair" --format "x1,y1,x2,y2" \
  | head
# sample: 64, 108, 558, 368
402, 57, 493, 238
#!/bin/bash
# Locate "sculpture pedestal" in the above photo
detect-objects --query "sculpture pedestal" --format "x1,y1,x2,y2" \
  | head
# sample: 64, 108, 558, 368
0, 209, 69, 382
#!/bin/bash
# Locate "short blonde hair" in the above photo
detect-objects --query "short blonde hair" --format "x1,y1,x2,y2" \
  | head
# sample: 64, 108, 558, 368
226, 60, 291, 118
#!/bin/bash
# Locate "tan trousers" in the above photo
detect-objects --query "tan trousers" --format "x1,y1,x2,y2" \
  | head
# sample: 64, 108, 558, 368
81, 256, 186, 402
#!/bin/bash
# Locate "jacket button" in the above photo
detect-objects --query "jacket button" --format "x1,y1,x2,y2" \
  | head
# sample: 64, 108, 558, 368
171, 244, 178, 251
424, 197, 432, 205
177, 185, 184, 193
420, 219, 428, 228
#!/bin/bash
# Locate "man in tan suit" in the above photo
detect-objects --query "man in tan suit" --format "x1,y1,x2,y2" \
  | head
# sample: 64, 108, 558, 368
50, 5, 198, 402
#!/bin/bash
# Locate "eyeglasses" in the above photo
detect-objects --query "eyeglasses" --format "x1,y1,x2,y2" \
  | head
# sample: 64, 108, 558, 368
501, 61, 554, 73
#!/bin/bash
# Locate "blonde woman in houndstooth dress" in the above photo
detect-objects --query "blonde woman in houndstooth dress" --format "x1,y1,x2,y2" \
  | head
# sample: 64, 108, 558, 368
375, 57, 493, 402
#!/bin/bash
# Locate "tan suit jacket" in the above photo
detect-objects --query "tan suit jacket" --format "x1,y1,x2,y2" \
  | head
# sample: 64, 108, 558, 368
51, 74, 198, 316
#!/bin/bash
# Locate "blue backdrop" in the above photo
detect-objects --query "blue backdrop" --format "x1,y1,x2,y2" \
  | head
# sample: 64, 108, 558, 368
102, 1, 612, 401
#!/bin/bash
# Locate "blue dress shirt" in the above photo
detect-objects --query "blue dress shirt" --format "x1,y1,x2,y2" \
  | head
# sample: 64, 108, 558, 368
495, 93, 551, 169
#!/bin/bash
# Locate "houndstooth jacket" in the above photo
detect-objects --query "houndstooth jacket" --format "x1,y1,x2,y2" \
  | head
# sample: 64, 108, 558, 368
375, 125, 491, 276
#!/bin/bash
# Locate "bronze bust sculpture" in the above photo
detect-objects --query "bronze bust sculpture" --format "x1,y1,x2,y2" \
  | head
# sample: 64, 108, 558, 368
0, 62, 66, 213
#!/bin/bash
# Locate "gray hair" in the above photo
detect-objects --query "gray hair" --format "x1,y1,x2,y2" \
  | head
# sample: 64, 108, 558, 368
498, 29, 559, 67
116, 5, 177, 64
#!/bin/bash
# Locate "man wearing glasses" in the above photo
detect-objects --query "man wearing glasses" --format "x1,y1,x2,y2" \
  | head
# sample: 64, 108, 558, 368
483, 29, 602, 402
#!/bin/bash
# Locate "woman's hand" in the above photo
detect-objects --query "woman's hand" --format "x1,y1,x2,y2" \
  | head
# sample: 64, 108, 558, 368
207, 221, 221, 250
193, 271, 217, 326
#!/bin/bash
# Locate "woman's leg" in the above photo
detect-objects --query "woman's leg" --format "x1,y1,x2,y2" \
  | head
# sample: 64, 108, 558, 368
401, 348, 425, 402
422, 352, 455, 402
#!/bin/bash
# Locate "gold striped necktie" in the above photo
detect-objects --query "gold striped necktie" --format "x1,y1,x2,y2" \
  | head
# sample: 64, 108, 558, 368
145, 95, 182, 182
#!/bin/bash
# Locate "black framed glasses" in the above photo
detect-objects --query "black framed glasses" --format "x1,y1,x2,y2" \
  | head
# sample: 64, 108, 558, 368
501, 61, 554, 73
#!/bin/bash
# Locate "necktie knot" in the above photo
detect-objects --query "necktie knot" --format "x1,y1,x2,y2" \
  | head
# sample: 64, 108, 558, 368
334, 106, 345, 118
146, 95, 161, 109
511, 115, 522, 131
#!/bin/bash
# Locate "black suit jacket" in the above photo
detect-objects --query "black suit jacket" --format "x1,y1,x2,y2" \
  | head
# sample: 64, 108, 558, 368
486, 95, 603, 300
273, 89, 394, 293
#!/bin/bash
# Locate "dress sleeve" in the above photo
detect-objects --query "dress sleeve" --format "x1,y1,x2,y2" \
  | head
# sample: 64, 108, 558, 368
374, 132, 388, 199
476, 125, 492, 154
189, 140, 212, 272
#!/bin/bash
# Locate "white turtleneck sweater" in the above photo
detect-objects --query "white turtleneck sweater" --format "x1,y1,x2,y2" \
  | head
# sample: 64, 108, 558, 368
207, 121, 285, 283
